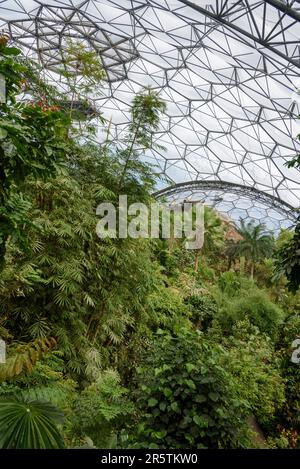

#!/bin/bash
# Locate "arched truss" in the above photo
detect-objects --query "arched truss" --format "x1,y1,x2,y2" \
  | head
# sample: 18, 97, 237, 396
178, 0, 300, 69
1, 0, 300, 228
154, 180, 298, 231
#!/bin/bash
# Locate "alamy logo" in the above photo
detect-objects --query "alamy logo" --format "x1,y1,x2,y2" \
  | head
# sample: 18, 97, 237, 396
0, 339, 6, 364
291, 339, 300, 364
96, 196, 205, 250
0, 74, 5, 103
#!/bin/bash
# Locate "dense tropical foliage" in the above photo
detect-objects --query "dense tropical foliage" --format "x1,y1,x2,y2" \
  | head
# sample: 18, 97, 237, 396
0, 41, 300, 450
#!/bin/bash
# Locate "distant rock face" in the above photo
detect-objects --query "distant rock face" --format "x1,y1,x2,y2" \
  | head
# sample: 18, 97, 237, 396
0, 339, 6, 363
225, 226, 243, 242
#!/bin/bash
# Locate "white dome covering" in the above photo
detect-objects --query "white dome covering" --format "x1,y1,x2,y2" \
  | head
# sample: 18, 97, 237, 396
1, 0, 300, 228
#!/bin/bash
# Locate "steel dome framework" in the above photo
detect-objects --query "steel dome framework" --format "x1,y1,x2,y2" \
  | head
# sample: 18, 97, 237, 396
1, 0, 300, 230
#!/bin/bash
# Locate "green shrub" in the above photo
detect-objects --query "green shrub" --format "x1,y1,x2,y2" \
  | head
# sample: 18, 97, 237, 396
220, 320, 285, 426
0, 396, 64, 449
185, 294, 218, 330
272, 313, 300, 448
219, 290, 284, 340
70, 370, 133, 448
218, 271, 241, 297
129, 328, 253, 449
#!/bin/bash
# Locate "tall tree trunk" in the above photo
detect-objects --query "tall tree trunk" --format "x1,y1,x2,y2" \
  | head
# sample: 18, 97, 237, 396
118, 116, 143, 190
194, 248, 201, 272
169, 225, 175, 253
250, 262, 254, 279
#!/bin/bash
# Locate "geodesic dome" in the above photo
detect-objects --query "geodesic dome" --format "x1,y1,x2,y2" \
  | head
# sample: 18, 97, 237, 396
1, 0, 300, 229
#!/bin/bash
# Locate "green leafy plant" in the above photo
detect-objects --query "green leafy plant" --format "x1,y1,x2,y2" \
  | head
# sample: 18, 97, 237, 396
0, 338, 57, 382
0, 396, 64, 448
218, 271, 241, 298
185, 294, 218, 330
193, 206, 225, 273
1, 40, 298, 451
130, 328, 253, 449
70, 370, 133, 448
218, 290, 284, 340
0, 42, 70, 267
220, 320, 285, 426
274, 217, 300, 293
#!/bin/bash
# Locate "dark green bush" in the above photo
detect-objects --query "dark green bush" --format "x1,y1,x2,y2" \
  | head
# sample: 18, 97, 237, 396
272, 313, 300, 447
218, 271, 241, 297
219, 290, 284, 340
129, 328, 252, 449
70, 370, 133, 448
185, 294, 218, 330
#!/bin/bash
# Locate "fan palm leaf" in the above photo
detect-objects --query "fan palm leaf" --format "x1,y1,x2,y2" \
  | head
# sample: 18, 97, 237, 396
0, 397, 64, 449
236, 220, 274, 277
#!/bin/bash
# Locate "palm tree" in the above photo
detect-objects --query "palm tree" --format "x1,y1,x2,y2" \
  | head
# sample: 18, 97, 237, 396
235, 220, 274, 279
194, 206, 225, 272
0, 396, 64, 448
